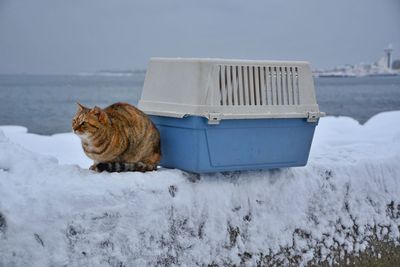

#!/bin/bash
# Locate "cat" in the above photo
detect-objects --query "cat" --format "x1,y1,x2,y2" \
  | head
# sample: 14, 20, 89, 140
72, 102, 161, 172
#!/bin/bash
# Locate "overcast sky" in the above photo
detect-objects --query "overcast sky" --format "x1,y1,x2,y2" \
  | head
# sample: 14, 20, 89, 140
0, 0, 399, 74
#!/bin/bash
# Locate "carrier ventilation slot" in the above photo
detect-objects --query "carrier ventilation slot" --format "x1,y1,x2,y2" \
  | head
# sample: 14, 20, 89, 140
218, 65, 300, 106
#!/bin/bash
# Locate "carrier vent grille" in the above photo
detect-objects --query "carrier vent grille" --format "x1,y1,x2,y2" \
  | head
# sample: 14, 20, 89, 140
217, 65, 300, 106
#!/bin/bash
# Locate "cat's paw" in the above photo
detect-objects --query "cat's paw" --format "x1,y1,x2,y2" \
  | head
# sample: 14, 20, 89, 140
89, 164, 97, 171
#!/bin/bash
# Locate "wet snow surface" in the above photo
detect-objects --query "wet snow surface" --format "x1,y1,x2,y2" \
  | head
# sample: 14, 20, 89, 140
0, 112, 400, 266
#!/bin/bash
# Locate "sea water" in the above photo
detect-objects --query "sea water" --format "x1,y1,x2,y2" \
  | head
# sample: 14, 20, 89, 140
0, 74, 399, 135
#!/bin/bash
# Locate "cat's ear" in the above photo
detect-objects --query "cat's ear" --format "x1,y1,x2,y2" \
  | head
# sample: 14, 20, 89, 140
92, 106, 107, 123
77, 102, 87, 112
92, 106, 101, 114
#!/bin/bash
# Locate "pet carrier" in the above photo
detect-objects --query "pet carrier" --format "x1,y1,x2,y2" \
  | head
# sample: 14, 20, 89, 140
139, 58, 324, 173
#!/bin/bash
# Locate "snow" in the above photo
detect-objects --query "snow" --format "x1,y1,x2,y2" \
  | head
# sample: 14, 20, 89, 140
0, 111, 400, 266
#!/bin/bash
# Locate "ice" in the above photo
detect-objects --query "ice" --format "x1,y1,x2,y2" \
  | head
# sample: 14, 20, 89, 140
0, 111, 400, 266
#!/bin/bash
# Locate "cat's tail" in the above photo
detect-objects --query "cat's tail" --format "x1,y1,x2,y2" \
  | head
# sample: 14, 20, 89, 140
93, 162, 157, 173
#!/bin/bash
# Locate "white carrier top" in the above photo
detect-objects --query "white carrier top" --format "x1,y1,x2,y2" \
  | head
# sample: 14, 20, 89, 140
139, 58, 324, 124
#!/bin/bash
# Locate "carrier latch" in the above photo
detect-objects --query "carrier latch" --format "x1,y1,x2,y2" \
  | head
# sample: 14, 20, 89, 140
207, 112, 222, 125
307, 112, 319, 123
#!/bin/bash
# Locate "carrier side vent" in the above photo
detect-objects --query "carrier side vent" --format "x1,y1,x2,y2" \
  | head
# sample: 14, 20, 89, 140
217, 65, 300, 106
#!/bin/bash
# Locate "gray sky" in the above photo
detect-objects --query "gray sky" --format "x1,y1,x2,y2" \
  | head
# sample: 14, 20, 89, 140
0, 0, 399, 74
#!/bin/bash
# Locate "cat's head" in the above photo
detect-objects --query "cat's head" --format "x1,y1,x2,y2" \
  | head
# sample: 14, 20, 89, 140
72, 103, 110, 138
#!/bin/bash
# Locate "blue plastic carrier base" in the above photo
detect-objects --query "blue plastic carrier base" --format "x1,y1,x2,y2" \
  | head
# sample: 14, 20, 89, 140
150, 115, 318, 173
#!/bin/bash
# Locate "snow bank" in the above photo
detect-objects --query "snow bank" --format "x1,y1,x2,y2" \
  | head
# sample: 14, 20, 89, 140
0, 112, 400, 266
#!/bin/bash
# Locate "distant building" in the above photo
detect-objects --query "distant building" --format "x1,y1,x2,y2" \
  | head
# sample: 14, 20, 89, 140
313, 45, 399, 77
392, 60, 400, 70
384, 44, 393, 69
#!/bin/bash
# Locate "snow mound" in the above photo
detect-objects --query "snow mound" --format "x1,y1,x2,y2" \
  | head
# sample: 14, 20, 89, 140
1, 111, 400, 266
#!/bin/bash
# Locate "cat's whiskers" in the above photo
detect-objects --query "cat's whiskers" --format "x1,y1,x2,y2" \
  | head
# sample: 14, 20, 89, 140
76, 132, 91, 142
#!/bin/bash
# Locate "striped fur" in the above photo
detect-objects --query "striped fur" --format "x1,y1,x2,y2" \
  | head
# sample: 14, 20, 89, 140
93, 162, 156, 173
72, 102, 161, 172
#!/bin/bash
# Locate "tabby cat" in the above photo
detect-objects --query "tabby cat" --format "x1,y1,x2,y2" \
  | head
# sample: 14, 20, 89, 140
72, 102, 161, 172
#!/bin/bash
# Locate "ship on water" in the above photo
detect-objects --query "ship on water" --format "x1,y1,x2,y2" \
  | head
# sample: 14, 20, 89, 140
314, 44, 399, 78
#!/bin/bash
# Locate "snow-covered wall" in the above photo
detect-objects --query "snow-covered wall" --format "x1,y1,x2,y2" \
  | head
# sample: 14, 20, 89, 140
0, 112, 400, 266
